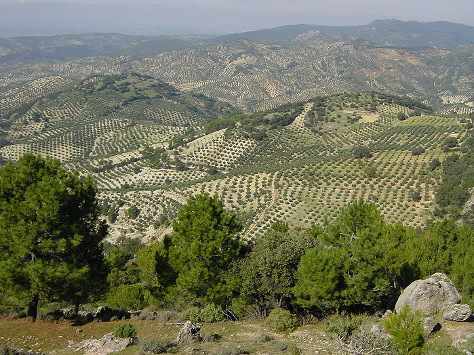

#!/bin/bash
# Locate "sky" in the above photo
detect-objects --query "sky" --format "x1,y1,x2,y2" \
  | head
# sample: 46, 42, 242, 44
1, 0, 474, 37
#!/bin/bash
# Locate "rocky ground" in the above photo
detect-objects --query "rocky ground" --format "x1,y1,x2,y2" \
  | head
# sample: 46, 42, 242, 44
1, 273, 474, 354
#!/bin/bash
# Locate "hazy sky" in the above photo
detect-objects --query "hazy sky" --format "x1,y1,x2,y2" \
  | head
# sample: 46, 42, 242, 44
1, 0, 474, 37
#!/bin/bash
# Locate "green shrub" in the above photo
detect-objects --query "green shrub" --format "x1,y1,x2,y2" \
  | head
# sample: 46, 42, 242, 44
411, 147, 426, 156
126, 206, 140, 219
182, 304, 226, 323
294, 201, 418, 313
409, 190, 422, 202
429, 159, 441, 171
182, 306, 201, 323
325, 314, 367, 342
444, 137, 458, 149
352, 146, 373, 159
230, 297, 255, 320
106, 284, 153, 310
266, 308, 298, 333
200, 303, 225, 323
113, 323, 137, 338
141, 340, 167, 354
384, 306, 424, 355
239, 223, 317, 316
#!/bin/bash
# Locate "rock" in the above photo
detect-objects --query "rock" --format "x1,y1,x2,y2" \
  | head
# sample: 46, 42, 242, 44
443, 304, 472, 322
77, 310, 94, 323
42, 308, 94, 323
176, 321, 202, 345
382, 310, 393, 319
422, 317, 442, 337
94, 306, 130, 322
370, 324, 390, 339
395, 273, 461, 316
72, 333, 134, 355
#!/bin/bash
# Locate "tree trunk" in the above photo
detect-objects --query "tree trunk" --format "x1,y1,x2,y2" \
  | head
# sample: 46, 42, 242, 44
27, 294, 39, 322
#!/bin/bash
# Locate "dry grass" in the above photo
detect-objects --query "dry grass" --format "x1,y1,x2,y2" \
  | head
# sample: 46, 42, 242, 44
0, 318, 337, 355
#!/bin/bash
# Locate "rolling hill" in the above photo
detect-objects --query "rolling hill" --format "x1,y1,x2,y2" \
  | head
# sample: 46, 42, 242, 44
1, 23, 473, 241
0, 72, 468, 241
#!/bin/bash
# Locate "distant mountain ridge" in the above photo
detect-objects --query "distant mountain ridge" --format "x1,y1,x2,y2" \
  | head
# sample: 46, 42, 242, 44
0, 34, 197, 64
216, 19, 474, 48
1, 19, 474, 65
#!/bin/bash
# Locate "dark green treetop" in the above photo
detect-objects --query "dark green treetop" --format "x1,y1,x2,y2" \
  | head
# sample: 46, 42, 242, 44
0, 155, 107, 320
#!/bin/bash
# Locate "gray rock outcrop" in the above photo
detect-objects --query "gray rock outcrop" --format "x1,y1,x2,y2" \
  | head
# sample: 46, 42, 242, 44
71, 333, 134, 355
443, 304, 472, 322
395, 273, 461, 315
395, 273, 472, 323
176, 321, 202, 345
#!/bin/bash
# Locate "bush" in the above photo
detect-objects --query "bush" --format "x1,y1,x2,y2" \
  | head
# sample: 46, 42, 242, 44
106, 284, 154, 310
239, 223, 316, 316
200, 303, 226, 323
428, 159, 441, 171
411, 146, 425, 156
182, 306, 201, 323
383, 306, 424, 355
325, 314, 367, 343
182, 304, 226, 323
266, 308, 298, 333
444, 137, 459, 149
398, 112, 409, 121
113, 323, 137, 338
365, 165, 378, 178
293, 202, 418, 313
126, 206, 140, 219
141, 340, 167, 354
409, 190, 422, 202
352, 146, 373, 159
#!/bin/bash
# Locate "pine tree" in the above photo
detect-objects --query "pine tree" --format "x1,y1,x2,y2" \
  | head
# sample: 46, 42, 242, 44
0, 155, 108, 321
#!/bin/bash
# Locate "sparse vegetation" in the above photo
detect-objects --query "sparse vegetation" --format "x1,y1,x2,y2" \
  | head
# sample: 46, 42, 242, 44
265, 308, 299, 333
384, 306, 425, 355
113, 323, 137, 338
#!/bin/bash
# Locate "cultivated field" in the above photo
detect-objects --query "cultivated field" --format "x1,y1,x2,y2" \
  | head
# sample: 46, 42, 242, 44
0, 76, 467, 241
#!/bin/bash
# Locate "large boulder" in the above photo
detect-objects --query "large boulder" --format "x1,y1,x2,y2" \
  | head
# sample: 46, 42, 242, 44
443, 304, 472, 322
395, 273, 461, 316
71, 333, 134, 355
176, 321, 202, 345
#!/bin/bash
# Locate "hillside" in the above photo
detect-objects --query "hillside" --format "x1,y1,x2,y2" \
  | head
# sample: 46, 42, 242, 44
0, 34, 197, 65
216, 20, 474, 49
0, 23, 473, 241
1, 29, 473, 114
0, 75, 467, 241
132, 41, 474, 113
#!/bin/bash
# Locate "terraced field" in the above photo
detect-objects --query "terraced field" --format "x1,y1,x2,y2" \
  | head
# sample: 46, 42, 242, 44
0, 74, 466, 241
